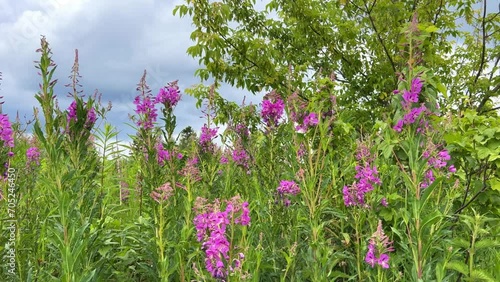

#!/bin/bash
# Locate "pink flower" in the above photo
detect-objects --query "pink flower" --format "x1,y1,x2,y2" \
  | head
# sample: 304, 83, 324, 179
380, 198, 388, 207
150, 183, 174, 203
26, 147, 41, 166
261, 98, 285, 127
366, 220, 394, 269
156, 83, 181, 109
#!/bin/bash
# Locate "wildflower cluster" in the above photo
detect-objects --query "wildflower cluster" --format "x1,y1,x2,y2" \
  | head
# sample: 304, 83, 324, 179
295, 112, 319, 133
26, 147, 41, 166
232, 147, 251, 171
0, 113, 14, 152
365, 220, 394, 269
133, 93, 157, 130
421, 147, 455, 188
261, 98, 285, 128
343, 144, 381, 207
393, 77, 428, 132
193, 196, 250, 279
150, 182, 174, 204
155, 141, 171, 166
133, 79, 182, 131
155, 82, 181, 109
276, 180, 301, 206
67, 100, 97, 130
286, 92, 319, 133
199, 124, 218, 152
178, 156, 201, 184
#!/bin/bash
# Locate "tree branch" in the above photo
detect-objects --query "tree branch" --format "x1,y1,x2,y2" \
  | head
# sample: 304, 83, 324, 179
472, 0, 488, 86
363, 0, 397, 78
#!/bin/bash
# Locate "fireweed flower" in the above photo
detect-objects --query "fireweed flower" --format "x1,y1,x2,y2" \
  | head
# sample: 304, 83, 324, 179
26, 147, 41, 166
178, 156, 201, 183
393, 76, 428, 132
295, 112, 319, 133
199, 124, 218, 152
277, 180, 301, 206
156, 83, 181, 109
155, 141, 171, 166
193, 197, 250, 279
380, 197, 388, 207
421, 148, 454, 188
220, 155, 229, 164
150, 182, 174, 203
0, 114, 14, 149
344, 145, 381, 207
261, 98, 285, 127
232, 147, 250, 170
67, 101, 97, 129
365, 220, 394, 269
133, 94, 157, 129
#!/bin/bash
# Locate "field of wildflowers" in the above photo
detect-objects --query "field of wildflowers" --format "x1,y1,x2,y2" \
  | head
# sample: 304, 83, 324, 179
0, 26, 499, 282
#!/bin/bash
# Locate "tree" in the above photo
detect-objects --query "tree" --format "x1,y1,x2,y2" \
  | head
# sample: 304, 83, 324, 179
177, 125, 197, 152
174, 0, 499, 124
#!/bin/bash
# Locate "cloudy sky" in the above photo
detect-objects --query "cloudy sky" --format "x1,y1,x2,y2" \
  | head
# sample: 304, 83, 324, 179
0, 0, 264, 144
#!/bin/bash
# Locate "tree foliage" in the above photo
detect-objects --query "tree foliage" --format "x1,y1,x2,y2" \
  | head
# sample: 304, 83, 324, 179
174, 0, 500, 124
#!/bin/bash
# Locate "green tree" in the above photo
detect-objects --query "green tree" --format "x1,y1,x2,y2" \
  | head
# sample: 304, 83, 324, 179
174, 0, 499, 124
177, 125, 197, 152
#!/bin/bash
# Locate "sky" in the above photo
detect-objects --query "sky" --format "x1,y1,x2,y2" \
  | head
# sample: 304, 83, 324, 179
0, 0, 264, 144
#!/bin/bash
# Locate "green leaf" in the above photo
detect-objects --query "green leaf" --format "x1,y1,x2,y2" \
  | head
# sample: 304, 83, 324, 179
446, 260, 469, 275
474, 239, 500, 249
425, 25, 439, 33
470, 269, 496, 282
489, 179, 500, 191
420, 177, 443, 211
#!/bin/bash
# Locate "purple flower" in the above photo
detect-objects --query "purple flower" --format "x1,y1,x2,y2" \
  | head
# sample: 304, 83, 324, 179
344, 146, 381, 207
393, 119, 404, 132
150, 182, 174, 203
155, 142, 170, 166
235, 202, 250, 226
365, 244, 377, 267
232, 148, 250, 169
85, 107, 96, 128
380, 197, 388, 207
401, 77, 423, 108
26, 147, 41, 166
277, 180, 300, 196
261, 98, 285, 127
133, 94, 157, 129
67, 101, 77, 123
194, 198, 249, 278
0, 114, 14, 148
67, 101, 97, 129
220, 156, 229, 164
366, 220, 394, 269
421, 169, 435, 188
448, 165, 456, 173
428, 149, 451, 169
277, 180, 300, 206
199, 124, 218, 152
378, 254, 390, 269
156, 84, 181, 109
343, 185, 356, 207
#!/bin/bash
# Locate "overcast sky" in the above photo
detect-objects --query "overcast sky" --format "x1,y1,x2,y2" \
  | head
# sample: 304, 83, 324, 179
0, 0, 263, 144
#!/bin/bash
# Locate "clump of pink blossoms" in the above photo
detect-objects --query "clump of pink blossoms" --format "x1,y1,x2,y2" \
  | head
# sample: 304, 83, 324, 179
26, 147, 41, 166
393, 77, 428, 132
261, 98, 285, 128
193, 196, 250, 279
343, 143, 381, 207
365, 220, 394, 269
276, 180, 301, 206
